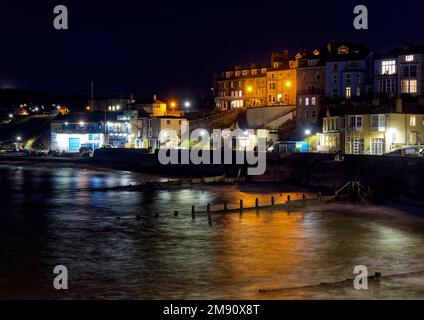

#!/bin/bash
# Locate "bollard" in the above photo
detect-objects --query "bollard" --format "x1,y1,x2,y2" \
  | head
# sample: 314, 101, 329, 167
255, 198, 259, 209
207, 203, 211, 214
240, 199, 243, 213
223, 200, 227, 212
302, 194, 306, 200
155, 212, 159, 218
192, 205, 195, 219
271, 196, 275, 206
287, 195, 291, 203
174, 211, 178, 217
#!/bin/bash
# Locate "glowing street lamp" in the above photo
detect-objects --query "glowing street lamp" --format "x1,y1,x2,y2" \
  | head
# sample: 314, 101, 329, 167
247, 86, 253, 93
170, 101, 177, 108
184, 101, 191, 108
304, 129, 311, 136
16, 136, 22, 141
286, 81, 292, 104
8, 114, 13, 118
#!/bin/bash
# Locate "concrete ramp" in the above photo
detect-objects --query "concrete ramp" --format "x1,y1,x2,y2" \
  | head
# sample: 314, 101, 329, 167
237, 105, 296, 130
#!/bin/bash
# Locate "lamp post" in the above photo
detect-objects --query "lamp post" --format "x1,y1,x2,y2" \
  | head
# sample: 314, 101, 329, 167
286, 81, 292, 105
304, 129, 311, 152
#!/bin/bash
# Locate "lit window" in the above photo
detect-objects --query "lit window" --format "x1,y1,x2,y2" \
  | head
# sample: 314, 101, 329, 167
346, 87, 351, 99
356, 86, 360, 96
371, 114, 386, 131
401, 80, 417, 93
311, 97, 316, 105
305, 98, 309, 106
405, 55, 414, 62
299, 97, 302, 106
410, 116, 416, 126
382, 60, 396, 74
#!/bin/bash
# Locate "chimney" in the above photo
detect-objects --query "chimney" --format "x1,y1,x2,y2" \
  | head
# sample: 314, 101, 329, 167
271, 52, 282, 64
395, 96, 403, 113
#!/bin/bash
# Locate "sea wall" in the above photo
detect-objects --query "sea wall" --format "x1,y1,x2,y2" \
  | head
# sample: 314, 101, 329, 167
255, 152, 424, 200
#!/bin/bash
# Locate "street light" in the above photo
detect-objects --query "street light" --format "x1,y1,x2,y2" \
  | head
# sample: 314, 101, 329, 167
304, 129, 311, 136
16, 136, 21, 141
184, 101, 191, 108
247, 86, 253, 93
8, 114, 13, 118
286, 81, 292, 105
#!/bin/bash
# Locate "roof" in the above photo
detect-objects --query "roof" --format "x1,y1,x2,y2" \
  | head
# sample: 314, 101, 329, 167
323, 41, 371, 62
52, 112, 135, 123
344, 101, 424, 115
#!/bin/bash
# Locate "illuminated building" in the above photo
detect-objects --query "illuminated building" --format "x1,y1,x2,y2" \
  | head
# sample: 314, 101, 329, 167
213, 50, 298, 110
136, 115, 187, 149
374, 44, 424, 97
318, 98, 424, 154
51, 111, 138, 152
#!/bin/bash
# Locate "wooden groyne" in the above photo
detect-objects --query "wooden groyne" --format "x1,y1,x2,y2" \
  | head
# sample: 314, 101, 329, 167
184, 194, 336, 218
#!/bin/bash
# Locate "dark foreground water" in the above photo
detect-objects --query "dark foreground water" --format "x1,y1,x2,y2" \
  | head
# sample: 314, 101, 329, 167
0, 163, 424, 299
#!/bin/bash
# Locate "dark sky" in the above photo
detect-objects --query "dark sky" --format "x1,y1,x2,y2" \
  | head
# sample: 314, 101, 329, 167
0, 0, 423, 99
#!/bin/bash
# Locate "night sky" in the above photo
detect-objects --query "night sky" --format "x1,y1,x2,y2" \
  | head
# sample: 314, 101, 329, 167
0, 0, 423, 99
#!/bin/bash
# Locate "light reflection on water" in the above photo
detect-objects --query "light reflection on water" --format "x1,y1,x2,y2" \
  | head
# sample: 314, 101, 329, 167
0, 164, 424, 299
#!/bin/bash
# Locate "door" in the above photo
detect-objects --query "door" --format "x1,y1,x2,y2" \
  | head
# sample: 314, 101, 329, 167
371, 138, 385, 155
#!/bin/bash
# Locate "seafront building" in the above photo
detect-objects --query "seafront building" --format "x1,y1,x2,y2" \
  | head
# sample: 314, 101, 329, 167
50, 111, 138, 152
317, 98, 424, 154
214, 50, 297, 110
48, 41, 424, 155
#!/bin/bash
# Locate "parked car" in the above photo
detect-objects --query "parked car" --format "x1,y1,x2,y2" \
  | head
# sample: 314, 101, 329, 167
79, 145, 94, 158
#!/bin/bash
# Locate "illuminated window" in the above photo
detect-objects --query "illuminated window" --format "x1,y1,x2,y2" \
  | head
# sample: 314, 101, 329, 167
401, 80, 417, 93
410, 116, 416, 126
405, 55, 414, 62
305, 98, 309, 106
371, 114, 386, 131
311, 97, 316, 105
346, 87, 351, 99
382, 60, 396, 74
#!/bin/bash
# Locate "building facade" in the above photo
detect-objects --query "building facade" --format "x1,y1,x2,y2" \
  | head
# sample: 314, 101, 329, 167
51, 111, 138, 152
137, 116, 186, 149
324, 42, 374, 100
214, 51, 297, 110
344, 99, 424, 155
296, 49, 327, 131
